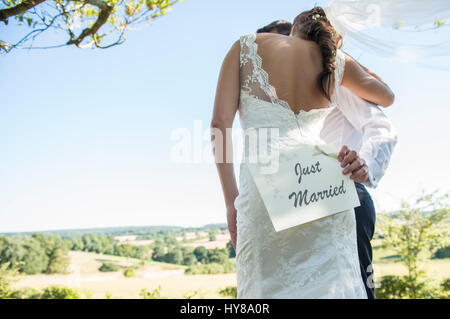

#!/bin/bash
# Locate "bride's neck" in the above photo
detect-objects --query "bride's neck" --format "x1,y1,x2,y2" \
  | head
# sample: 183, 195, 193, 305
291, 31, 308, 41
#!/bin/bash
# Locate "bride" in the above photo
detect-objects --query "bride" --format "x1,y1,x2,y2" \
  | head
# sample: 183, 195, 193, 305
210, 6, 394, 298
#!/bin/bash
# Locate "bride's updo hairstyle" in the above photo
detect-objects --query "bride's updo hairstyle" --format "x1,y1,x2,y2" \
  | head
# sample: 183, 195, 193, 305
293, 6, 342, 101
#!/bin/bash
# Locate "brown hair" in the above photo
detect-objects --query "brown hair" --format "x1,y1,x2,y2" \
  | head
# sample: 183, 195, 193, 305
293, 7, 342, 101
257, 20, 293, 36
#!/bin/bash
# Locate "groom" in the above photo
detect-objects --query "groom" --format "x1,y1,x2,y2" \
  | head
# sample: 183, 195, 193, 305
257, 21, 398, 299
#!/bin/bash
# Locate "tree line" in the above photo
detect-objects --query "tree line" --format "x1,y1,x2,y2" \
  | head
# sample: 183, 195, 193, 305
0, 231, 236, 275
0, 234, 69, 275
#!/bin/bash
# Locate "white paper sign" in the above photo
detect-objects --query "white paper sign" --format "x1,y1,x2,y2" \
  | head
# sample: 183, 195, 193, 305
247, 144, 361, 232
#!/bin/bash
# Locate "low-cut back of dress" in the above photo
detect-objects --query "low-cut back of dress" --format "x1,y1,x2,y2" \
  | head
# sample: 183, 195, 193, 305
234, 33, 367, 299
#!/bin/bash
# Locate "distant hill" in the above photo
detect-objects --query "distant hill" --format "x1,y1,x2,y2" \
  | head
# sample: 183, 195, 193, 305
0, 223, 228, 238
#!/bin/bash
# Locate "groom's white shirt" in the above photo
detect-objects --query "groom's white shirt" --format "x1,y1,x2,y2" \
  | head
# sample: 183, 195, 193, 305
321, 86, 398, 188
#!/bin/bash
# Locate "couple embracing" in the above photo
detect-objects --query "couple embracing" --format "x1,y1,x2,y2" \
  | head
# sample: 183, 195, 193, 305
211, 7, 397, 299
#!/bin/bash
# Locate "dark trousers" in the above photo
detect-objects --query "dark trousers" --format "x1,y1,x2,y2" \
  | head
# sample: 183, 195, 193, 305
354, 183, 376, 299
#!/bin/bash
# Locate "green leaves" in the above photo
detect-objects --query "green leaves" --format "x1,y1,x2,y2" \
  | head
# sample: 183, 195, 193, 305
1, 0, 17, 8
0, 40, 10, 52
93, 32, 103, 44
123, 0, 177, 18
1, 0, 183, 51
434, 19, 446, 28
0, 263, 19, 299
393, 20, 406, 30
145, 0, 155, 11
377, 192, 450, 298
124, 0, 139, 16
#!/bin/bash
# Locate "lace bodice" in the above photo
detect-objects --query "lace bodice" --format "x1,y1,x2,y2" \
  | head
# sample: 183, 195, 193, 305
238, 33, 346, 145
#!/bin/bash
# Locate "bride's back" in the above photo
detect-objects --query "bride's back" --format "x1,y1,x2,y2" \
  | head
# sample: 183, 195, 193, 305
250, 33, 335, 113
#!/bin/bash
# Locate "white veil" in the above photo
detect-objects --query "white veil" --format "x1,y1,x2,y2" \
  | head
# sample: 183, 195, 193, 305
324, 0, 450, 70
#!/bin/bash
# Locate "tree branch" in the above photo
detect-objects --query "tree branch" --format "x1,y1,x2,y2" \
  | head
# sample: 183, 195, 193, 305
1, 0, 178, 51
0, 0, 47, 25
66, 0, 113, 47
1, 0, 113, 47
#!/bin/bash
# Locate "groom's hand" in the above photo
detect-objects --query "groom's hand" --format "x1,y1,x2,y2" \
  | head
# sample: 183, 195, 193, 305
338, 145, 369, 183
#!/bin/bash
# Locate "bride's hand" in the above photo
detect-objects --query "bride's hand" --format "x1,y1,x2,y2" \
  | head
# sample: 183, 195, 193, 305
226, 205, 238, 251
338, 145, 369, 184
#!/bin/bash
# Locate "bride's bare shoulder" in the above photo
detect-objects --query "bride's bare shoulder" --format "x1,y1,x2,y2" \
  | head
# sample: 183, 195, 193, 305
255, 32, 290, 42
255, 32, 284, 38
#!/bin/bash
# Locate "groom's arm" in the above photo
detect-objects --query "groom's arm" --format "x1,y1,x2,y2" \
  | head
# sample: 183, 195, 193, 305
338, 86, 398, 188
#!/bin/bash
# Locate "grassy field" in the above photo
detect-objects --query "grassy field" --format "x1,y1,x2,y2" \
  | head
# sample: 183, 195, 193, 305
374, 258, 450, 281
114, 231, 230, 249
10, 233, 449, 298
12, 251, 236, 299
372, 238, 450, 282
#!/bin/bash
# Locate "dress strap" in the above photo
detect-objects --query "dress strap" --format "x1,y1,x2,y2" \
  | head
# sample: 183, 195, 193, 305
238, 33, 292, 111
239, 33, 257, 67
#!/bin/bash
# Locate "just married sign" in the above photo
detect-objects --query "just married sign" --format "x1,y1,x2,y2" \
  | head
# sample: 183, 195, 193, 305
247, 144, 361, 232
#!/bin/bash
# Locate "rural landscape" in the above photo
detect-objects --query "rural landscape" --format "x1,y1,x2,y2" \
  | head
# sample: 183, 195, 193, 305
1, 0, 449, 302
1, 193, 449, 299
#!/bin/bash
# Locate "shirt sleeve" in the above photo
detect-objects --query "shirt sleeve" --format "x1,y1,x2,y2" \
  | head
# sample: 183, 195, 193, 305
337, 86, 398, 188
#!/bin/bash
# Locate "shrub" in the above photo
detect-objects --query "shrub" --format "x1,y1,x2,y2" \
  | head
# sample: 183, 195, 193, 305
193, 246, 208, 264
182, 253, 197, 266
185, 260, 235, 275
140, 286, 166, 299
222, 260, 236, 273
0, 264, 81, 299
208, 230, 218, 241
207, 248, 229, 264
98, 262, 119, 272
377, 192, 449, 298
123, 267, 136, 278
159, 246, 184, 264
11, 286, 93, 299
40, 286, 80, 299
0, 263, 17, 299
11, 287, 41, 299
441, 278, 450, 292
434, 279, 450, 299
375, 275, 410, 299
375, 275, 450, 299
185, 263, 222, 275
433, 246, 450, 259
183, 289, 202, 299
219, 286, 237, 299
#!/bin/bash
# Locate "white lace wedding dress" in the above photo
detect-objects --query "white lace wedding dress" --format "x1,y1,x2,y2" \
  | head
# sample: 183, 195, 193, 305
234, 34, 367, 299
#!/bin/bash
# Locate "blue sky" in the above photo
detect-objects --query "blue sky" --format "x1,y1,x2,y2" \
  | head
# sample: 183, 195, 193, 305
1, 0, 449, 233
